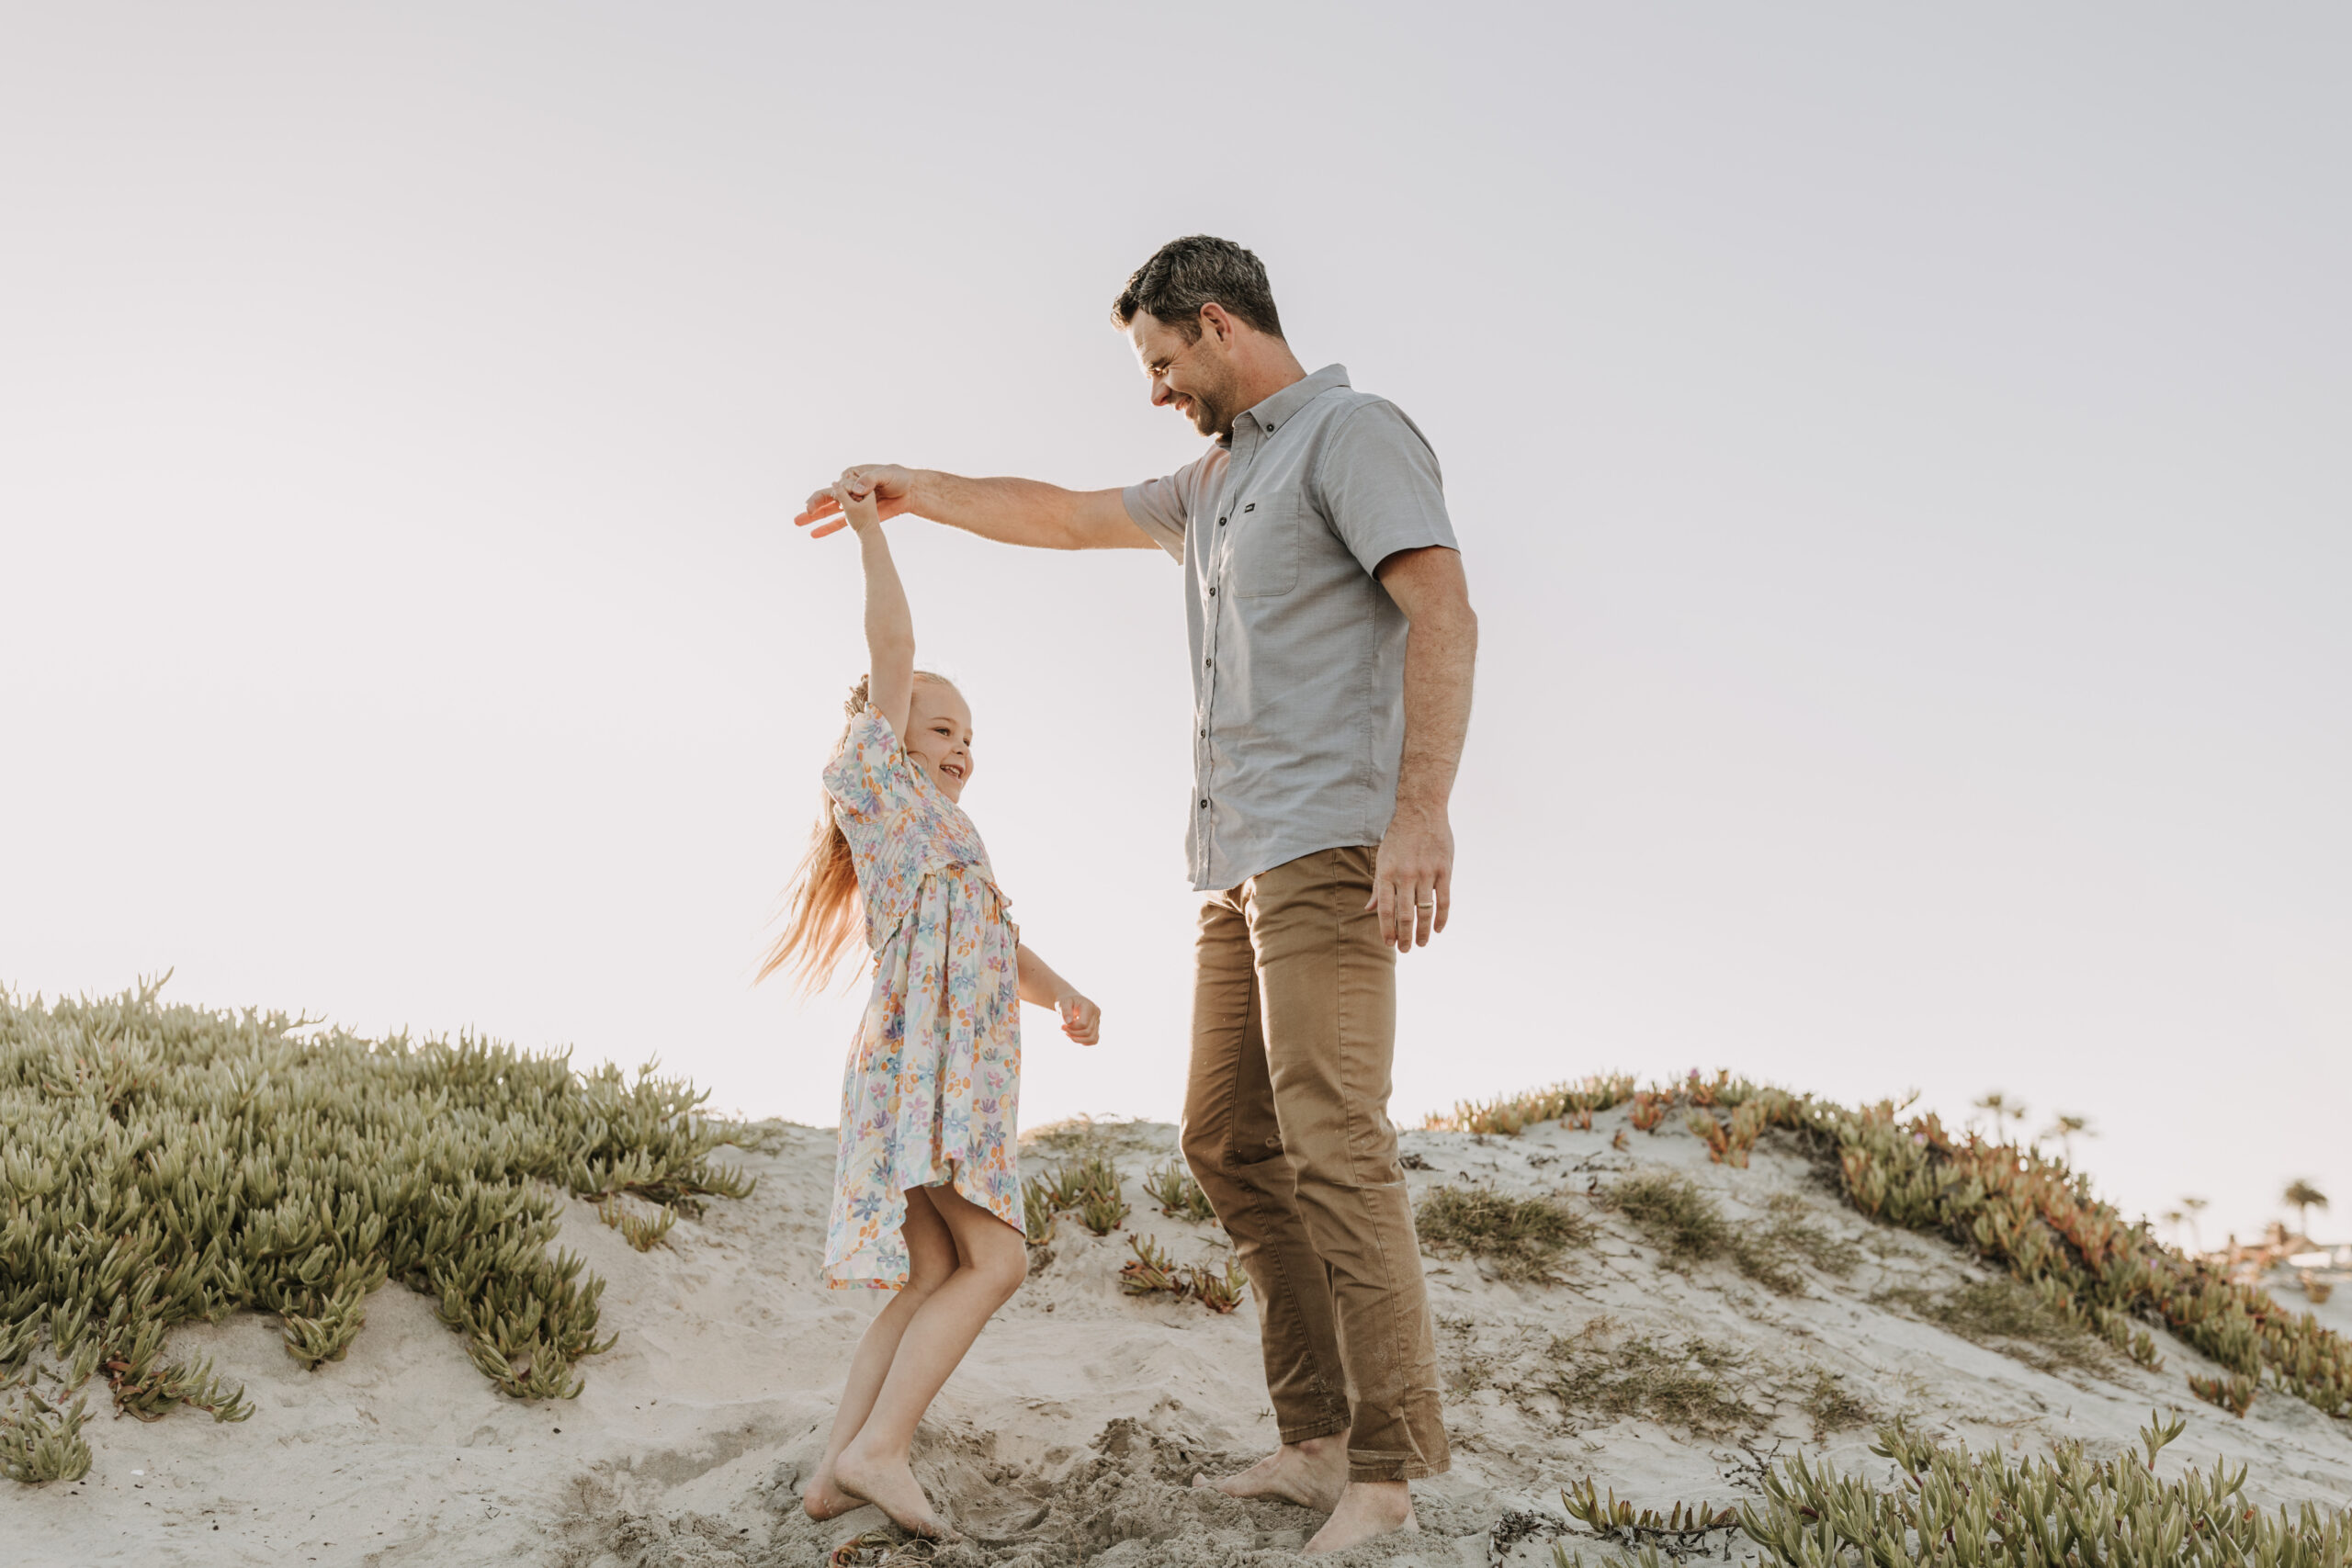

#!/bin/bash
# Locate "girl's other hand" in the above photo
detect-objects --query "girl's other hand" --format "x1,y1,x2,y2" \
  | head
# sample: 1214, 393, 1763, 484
1057, 994, 1101, 1046
831, 481, 884, 535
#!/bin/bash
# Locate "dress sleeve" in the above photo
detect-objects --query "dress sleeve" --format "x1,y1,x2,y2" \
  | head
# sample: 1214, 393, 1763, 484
822, 706, 923, 826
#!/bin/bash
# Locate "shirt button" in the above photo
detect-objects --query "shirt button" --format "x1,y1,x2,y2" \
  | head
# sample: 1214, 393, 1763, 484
1209, 586, 1217, 596
1217, 516, 1227, 526
1204, 658, 1213, 668
1199, 799, 1208, 808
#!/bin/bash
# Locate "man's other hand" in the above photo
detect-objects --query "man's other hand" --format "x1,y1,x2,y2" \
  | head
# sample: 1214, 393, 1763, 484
1369, 802, 1453, 953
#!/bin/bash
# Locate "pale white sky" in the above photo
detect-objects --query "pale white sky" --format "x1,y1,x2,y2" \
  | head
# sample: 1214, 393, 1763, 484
4, 5, 2346, 1247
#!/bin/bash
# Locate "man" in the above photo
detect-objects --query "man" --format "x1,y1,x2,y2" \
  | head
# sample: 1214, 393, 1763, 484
796, 234, 1476, 1556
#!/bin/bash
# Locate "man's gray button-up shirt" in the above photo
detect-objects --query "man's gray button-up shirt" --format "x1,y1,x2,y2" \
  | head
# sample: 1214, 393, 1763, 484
1122, 364, 1459, 892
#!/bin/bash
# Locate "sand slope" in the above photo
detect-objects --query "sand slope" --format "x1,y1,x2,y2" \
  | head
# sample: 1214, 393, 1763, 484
9, 1108, 2352, 1567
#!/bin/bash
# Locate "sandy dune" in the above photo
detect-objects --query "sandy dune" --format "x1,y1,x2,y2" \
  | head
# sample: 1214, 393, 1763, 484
10, 1106, 2351, 1566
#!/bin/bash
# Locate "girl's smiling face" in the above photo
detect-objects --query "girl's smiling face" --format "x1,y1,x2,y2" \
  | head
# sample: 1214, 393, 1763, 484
903, 679, 974, 802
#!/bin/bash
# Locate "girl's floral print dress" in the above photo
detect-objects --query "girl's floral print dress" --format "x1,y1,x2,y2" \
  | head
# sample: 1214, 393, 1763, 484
821, 705, 1023, 1290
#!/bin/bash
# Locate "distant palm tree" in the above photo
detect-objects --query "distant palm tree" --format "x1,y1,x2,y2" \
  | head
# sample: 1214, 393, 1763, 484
2182, 1196, 2211, 1252
2284, 1179, 2330, 1241
2043, 1113, 2094, 1165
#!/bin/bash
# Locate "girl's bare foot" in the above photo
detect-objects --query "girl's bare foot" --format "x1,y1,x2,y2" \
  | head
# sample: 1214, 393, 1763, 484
800, 1463, 862, 1521
1191, 1436, 1348, 1512
1304, 1481, 1419, 1556
834, 1443, 956, 1540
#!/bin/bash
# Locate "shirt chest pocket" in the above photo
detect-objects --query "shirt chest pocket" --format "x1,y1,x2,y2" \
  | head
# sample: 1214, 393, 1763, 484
1226, 497, 1300, 599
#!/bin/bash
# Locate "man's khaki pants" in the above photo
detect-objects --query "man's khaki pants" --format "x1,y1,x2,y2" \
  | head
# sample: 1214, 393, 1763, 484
1181, 845, 1450, 1483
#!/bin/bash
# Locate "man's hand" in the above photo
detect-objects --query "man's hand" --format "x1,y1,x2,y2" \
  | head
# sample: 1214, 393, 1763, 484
1369, 801, 1453, 953
1057, 993, 1102, 1045
796, 465, 920, 538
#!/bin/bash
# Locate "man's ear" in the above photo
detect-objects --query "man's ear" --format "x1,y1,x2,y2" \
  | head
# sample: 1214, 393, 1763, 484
1198, 301, 1236, 344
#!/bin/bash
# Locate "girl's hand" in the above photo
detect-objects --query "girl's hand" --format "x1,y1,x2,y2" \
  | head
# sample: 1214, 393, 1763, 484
830, 481, 884, 536
1057, 993, 1101, 1046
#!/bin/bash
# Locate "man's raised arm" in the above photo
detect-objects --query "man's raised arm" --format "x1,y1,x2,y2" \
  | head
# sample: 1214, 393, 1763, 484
796, 465, 1158, 552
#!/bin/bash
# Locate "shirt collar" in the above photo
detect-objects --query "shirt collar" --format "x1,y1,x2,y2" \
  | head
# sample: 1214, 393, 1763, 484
1219, 363, 1350, 446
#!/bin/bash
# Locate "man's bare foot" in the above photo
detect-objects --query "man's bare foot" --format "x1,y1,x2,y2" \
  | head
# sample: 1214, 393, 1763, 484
1191, 1436, 1348, 1513
833, 1443, 956, 1540
1303, 1481, 1418, 1557
800, 1461, 862, 1522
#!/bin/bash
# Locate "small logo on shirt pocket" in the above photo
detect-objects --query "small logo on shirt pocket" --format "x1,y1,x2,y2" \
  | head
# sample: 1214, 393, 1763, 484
1229, 498, 1299, 598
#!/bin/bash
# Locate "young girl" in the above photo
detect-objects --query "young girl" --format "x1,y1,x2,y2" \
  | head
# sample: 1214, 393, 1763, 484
763, 481, 1101, 1540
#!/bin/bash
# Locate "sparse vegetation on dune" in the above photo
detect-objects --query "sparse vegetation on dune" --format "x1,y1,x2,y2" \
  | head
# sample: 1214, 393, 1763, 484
1442, 1069, 2352, 1422
1542, 1316, 1759, 1438
1556, 1413, 2352, 1568
1599, 1171, 1854, 1297
1874, 1277, 2117, 1378
1139, 1158, 1216, 1224
0, 980, 760, 1484
1116, 1234, 1245, 1313
1415, 1183, 1594, 1281
1426, 1073, 1637, 1135
1022, 1147, 1128, 1241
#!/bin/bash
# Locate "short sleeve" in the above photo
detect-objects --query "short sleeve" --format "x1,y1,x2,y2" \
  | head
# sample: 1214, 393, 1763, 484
1314, 400, 1459, 576
1121, 454, 1211, 562
822, 706, 922, 825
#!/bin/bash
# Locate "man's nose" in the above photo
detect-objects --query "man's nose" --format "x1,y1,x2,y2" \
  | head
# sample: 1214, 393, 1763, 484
1149, 375, 1172, 406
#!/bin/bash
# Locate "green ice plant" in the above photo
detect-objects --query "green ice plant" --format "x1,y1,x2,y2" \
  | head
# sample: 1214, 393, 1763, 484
1141, 1159, 1217, 1224
1790, 1091, 2352, 1418
0, 978, 760, 1468
1435, 1066, 2352, 1423
1028, 1150, 1128, 1235
1426, 1073, 1638, 1135
597, 1196, 678, 1252
1115, 1234, 1247, 1314
1557, 1414, 2352, 1568
0, 1387, 90, 1484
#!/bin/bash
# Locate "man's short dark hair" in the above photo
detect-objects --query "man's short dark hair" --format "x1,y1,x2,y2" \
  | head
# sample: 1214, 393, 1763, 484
1112, 235, 1284, 343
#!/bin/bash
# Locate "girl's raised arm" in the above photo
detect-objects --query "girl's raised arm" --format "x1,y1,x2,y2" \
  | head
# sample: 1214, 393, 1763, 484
836, 483, 917, 739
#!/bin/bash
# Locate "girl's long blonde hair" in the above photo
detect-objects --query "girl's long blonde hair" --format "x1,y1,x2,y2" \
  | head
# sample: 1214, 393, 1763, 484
758, 671, 954, 994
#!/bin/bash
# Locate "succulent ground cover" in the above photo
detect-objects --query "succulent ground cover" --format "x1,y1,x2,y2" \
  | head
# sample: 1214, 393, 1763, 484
1431, 1069, 2352, 1425
1555, 1414, 2352, 1567
1021, 1148, 1128, 1241
0, 980, 759, 1484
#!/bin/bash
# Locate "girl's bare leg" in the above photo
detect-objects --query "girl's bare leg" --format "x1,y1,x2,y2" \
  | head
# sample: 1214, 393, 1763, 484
803, 1187, 960, 1520
831, 1180, 1026, 1537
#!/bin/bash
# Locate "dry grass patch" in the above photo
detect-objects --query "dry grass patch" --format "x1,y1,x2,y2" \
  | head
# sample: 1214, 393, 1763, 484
1541, 1317, 1760, 1438
1795, 1366, 1876, 1440
1416, 1184, 1594, 1282
1602, 1172, 1850, 1296
1604, 1170, 1730, 1263
1876, 1277, 2117, 1377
